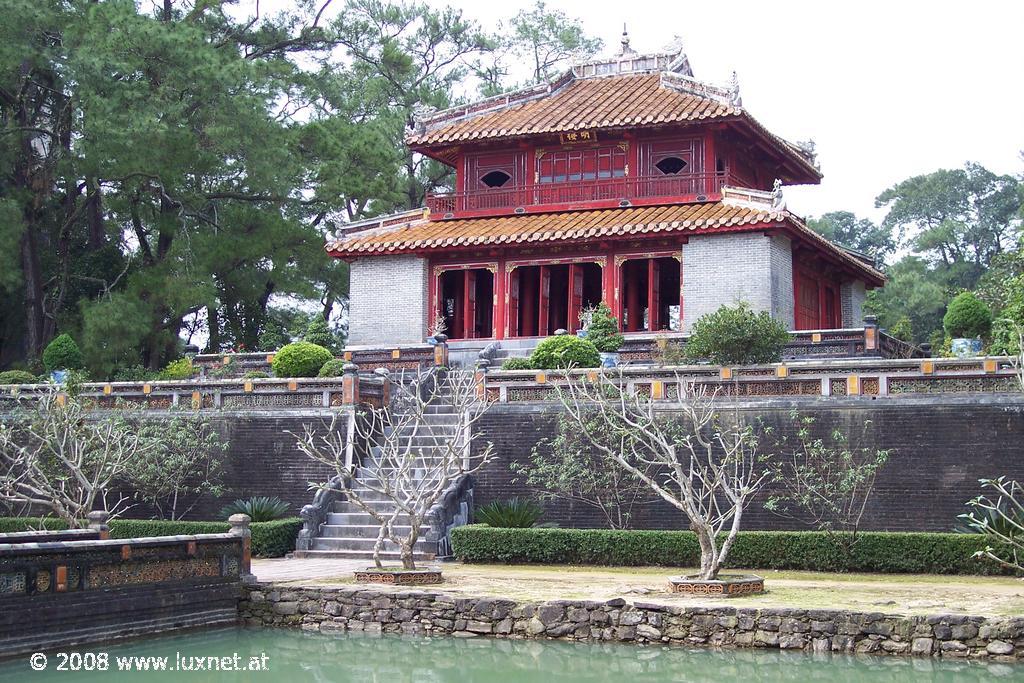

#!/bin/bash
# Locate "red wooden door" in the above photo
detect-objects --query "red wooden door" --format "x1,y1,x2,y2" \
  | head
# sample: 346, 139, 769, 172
568, 263, 583, 332
464, 270, 477, 339
648, 259, 660, 331
795, 271, 820, 330
507, 268, 520, 337
538, 266, 551, 336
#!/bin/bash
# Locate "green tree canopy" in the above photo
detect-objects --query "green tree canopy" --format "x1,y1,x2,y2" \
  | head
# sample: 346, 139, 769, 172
806, 211, 896, 265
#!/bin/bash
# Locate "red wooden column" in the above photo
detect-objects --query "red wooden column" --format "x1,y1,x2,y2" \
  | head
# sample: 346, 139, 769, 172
507, 267, 520, 337
538, 265, 551, 336
521, 269, 537, 336
494, 261, 506, 340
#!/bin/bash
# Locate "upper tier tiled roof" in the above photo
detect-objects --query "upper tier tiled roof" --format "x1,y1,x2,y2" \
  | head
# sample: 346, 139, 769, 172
325, 197, 883, 285
407, 73, 736, 145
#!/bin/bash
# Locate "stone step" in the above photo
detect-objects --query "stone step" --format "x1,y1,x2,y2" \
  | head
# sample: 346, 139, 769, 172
312, 536, 438, 553
327, 511, 418, 525
319, 524, 427, 539
291, 549, 435, 561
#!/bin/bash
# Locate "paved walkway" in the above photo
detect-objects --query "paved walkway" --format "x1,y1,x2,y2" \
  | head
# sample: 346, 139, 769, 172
252, 558, 366, 583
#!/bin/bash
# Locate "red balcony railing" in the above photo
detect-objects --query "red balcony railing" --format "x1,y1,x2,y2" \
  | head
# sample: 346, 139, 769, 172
426, 171, 733, 217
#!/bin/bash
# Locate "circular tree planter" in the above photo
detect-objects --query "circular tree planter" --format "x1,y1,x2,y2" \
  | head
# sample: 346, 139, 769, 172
353, 567, 444, 585
667, 574, 765, 597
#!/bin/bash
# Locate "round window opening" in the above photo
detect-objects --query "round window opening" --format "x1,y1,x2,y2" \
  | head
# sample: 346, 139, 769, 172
481, 170, 512, 188
655, 157, 688, 175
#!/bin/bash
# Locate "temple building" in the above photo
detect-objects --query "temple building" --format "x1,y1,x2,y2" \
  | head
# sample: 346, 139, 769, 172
327, 37, 884, 352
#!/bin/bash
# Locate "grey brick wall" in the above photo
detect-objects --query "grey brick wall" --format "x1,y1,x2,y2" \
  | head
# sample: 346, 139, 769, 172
768, 234, 795, 328
682, 232, 788, 332
841, 280, 867, 327
348, 255, 429, 346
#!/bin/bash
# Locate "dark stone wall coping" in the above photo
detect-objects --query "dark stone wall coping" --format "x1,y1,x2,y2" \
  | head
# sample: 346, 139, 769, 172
240, 583, 1024, 660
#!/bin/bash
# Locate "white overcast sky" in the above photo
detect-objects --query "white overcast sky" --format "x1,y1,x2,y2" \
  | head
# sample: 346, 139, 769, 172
268, 0, 1024, 222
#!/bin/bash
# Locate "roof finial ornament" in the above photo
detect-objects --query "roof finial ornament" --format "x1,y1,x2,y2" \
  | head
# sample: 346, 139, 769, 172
618, 24, 636, 57
728, 71, 742, 108
411, 102, 437, 134
771, 179, 786, 211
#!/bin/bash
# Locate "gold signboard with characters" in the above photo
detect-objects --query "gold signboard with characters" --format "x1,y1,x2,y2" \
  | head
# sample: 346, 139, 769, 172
559, 129, 596, 145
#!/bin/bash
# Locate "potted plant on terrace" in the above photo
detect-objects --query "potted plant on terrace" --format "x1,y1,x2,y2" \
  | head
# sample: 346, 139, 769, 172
583, 303, 625, 368
943, 292, 992, 358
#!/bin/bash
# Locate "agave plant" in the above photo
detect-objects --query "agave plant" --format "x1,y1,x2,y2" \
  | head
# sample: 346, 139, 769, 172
219, 496, 291, 523
475, 498, 545, 528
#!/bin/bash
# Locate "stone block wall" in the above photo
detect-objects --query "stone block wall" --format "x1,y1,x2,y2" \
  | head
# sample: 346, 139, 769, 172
681, 233, 794, 332
348, 255, 429, 346
240, 585, 1024, 660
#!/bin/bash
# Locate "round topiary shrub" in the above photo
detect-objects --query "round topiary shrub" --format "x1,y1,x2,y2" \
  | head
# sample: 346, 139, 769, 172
0, 370, 38, 385
271, 341, 333, 378
529, 335, 600, 369
317, 358, 348, 377
684, 302, 791, 365
500, 357, 534, 371
943, 292, 992, 339
42, 333, 84, 373
583, 302, 624, 353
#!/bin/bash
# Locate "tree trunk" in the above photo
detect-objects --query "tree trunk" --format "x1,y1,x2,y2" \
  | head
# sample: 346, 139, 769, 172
696, 527, 719, 580
400, 541, 415, 570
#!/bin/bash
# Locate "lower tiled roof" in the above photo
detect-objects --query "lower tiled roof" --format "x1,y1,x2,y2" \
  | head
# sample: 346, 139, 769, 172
326, 201, 884, 284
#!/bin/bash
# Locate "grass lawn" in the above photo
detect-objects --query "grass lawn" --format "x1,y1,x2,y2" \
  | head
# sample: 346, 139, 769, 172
279, 562, 1024, 618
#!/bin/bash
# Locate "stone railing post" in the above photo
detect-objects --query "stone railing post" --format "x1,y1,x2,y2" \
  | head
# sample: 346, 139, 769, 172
342, 362, 360, 405
229, 513, 255, 584
864, 315, 879, 354
434, 334, 449, 367
86, 510, 110, 540
474, 358, 489, 400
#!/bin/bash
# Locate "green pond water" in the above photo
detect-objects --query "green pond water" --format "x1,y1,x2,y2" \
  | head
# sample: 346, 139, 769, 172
0, 627, 1020, 682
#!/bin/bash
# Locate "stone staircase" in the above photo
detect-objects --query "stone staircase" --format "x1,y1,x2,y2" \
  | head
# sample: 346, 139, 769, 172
295, 397, 464, 561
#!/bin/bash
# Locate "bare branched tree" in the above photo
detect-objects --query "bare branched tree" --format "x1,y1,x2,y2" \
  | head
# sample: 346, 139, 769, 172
296, 368, 495, 570
0, 388, 155, 526
553, 371, 771, 580
765, 412, 890, 557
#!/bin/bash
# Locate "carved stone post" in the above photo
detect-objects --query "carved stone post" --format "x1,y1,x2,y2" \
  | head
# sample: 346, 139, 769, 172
342, 362, 360, 405
228, 513, 255, 584
374, 367, 391, 406
434, 334, 449, 367
474, 358, 490, 401
86, 510, 110, 540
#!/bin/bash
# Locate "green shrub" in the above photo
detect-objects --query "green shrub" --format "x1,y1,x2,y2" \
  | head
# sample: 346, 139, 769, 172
271, 341, 333, 378
303, 316, 337, 353
243, 370, 269, 379
42, 333, 84, 373
500, 357, 534, 371
317, 358, 348, 377
684, 302, 790, 365
943, 292, 992, 339
219, 496, 291, 522
583, 303, 624, 353
0, 517, 300, 557
475, 499, 545, 528
450, 526, 1012, 575
112, 365, 157, 382
888, 317, 913, 343
158, 358, 196, 381
249, 518, 303, 557
0, 370, 39, 385
529, 335, 600, 369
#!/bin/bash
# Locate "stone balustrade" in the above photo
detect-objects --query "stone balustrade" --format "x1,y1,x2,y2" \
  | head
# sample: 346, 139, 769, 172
481, 356, 1019, 402
0, 516, 253, 656
240, 584, 1023, 660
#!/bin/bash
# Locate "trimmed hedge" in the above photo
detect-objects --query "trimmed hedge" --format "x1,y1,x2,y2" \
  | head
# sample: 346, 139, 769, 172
0, 517, 302, 558
450, 525, 1012, 575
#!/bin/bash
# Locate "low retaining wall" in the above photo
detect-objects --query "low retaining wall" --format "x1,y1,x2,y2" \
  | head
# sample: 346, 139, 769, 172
0, 521, 252, 658
240, 584, 1024, 660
